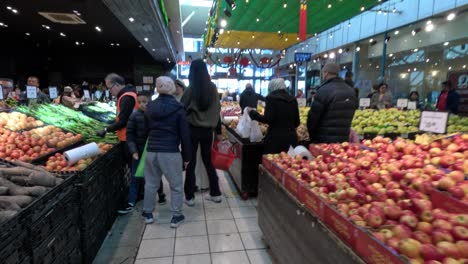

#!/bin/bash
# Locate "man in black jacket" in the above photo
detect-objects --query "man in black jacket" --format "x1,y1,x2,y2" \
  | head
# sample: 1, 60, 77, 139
307, 63, 357, 143
239, 83, 264, 113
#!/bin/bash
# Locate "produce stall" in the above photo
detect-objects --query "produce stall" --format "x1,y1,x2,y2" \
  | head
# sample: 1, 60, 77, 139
0, 103, 128, 264
260, 134, 468, 264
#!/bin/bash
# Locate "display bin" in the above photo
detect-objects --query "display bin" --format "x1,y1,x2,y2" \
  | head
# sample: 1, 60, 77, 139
225, 125, 264, 198
258, 166, 365, 264
0, 232, 30, 264
51, 243, 82, 264
431, 188, 468, 213
355, 229, 406, 264
297, 182, 326, 220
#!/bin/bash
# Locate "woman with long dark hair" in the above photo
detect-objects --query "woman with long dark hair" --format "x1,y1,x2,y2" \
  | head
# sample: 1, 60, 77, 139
181, 59, 222, 205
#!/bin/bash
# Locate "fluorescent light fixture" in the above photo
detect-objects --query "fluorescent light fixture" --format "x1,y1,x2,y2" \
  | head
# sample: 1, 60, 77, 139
444, 42, 449, 46
129, 17, 134, 22
394, 30, 399, 35
95, 26, 102, 32
75, 41, 80, 45
144, 37, 149, 42
338, 49, 343, 54
42, 24, 50, 30
329, 52, 336, 59
220, 19, 227, 28
356, 46, 361, 52
60, 32, 66, 37
25, 32, 30, 36
11, 9, 18, 14
447, 13, 456, 21
6, 6, 11, 10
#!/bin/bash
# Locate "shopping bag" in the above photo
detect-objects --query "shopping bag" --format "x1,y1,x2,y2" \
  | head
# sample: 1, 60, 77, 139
211, 140, 235, 170
135, 141, 148, 178
249, 121, 263, 142
236, 108, 252, 138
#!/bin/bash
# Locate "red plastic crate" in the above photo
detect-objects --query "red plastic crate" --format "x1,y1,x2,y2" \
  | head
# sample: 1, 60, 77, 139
297, 183, 325, 220
431, 189, 468, 214
283, 171, 300, 198
355, 230, 406, 264
323, 204, 362, 249
270, 163, 284, 184
261, 156, 272, 172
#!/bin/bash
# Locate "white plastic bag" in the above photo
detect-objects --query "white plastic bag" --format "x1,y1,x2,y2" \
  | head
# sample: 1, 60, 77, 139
249, 121, 263, 142
217, 140, 232, 154
236, 108, 252, 138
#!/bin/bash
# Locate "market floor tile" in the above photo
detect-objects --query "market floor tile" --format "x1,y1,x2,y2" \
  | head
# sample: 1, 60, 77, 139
94, 171, 275, 264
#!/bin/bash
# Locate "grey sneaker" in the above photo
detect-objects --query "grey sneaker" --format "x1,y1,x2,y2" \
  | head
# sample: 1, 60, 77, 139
205, 195, 222, 203
170, 215, 185, 228
142, 212, 154, 224
185, 198, 195, 207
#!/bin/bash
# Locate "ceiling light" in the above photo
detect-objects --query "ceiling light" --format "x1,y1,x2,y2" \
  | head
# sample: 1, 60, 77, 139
394, 30, 399, 35
447, 13, 456, 21
329, 52, 336, 59
426, 58, 430, 62
360, 6, 365, 11
152, 48, 155, 51
237, 41, 240, 45
356, 46, 361, 52
81, 42, 85, 45
426, 20, 432, 25
338, 48, 343, 54
42, 25, 51, 30
278, 30, 281, 34
463, 65, 466, 69
129, 17, 135, 22
411, 28, 421, 36
389, 53, 393, 57
219, 28, 225, 34
116, 43, 120, 46
220, 19, 227, 28
111, 43, 114, 46
95, 26, 102, 32
369, 38, 374, 42
252, 35, 255, 39
324, 53, 328, 58
348, 22, 351, 27
329, 34, 333, 38
413, 48, 418, 52
392, 8, 397, 13
448, 66, 452, 70
431, 71, 438, 76
328, 4, 332, 8
444, 42, 449, 46
425, 24, 434, 32
285, 38, 288, 41
75, 41, 79, 45
413, 68, 417, 71
283, 3, 287, 8
378, 9, 382, 14
296, 37, 300, 40
25, 32, 30, 36
6, 6, 11, 10
11, 9, 18, 14
256, 18, 260, 22
60, 32, 66, 37
144, 37, 149, 42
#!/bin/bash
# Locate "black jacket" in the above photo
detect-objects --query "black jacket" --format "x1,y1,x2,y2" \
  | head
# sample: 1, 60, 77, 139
249, 89, 300, 154
307, 77, 357, 143
446, 89, 460, 114
107, 85, 136, 133
126, 110, 147, 155
239, 87, 264, 113
145, 94, 191, 162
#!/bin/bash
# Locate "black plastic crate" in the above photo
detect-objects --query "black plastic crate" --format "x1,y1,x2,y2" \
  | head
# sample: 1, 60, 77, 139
0, 231, 31, 264
51, 243, 82, 264
29, 188, 79, 248
32, 221, 80, 264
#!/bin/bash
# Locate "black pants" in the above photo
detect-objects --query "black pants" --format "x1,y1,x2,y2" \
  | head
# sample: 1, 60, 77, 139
184, 126, 221, 200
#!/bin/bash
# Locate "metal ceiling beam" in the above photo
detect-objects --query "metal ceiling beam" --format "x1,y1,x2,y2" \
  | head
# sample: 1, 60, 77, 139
102, 0, 181, 63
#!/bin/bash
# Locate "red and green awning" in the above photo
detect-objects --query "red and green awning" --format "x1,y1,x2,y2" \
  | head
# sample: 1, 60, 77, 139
205, 0, 385, 50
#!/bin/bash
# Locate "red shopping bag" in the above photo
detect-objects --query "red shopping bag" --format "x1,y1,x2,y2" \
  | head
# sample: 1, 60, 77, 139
211, 141, 235, 170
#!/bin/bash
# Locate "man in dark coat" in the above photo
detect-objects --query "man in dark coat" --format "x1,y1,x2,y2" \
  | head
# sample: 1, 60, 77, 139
249, 79, 300, 154
444, 81, 460, 114
307, 63, 357, 143
239, 83, 264, 113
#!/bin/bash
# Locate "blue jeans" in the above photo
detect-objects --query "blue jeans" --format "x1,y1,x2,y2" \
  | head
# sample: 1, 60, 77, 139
128, 157, 163, 204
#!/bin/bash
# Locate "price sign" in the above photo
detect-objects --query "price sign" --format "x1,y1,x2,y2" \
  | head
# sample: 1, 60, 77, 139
407, 101, 417, 110
418, 111, 449, 134
136, 86, 143, 92
397, 98, 409, 108
297, 98, 306, 107
83, 89, 90, 99
0, 85, 3, 100
105, 90, 110, 98
359, 98, 371, 108
26, 86, 37, 99
143, 76, 154, 84
49, 87, 58, 99
143, 85, 150, 91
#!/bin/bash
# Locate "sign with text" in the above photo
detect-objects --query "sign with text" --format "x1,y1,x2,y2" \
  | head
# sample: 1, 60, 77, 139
407, 101, 417, 110
397, 98, 408, 108
83, 89, 90, 99
143, 85, 151, 91
297, 98, 306, 107
26, 86, 37, 99
359, 98, 371, 108
143, 76, 154, 84
418, 111, 449, 134
294, 52, 312, 62
49, 87, 58, 99
0, 85, 3, 100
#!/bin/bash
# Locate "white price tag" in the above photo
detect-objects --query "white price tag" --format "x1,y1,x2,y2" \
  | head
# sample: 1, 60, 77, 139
105, 90, 110, 98
419, 111, 449, 134
83, 89, 90, 99
143, 85, 150, 91
359, 98, 371, 108
407, 101, 417, 110
49, 87, 58, 99
0, 85, 4, 100
143, 76, 154, 84
397, 98, 409, 108
297, 98, 306, 107
26, 86, 37, 99
136, 86, 143, 92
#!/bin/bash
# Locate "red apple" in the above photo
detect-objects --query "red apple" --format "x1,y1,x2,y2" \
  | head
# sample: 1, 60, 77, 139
433, 209, 450, 220
442, 257, 460, 264
447, 171, 465, 183
412, 231, 433, 244
373, 231, 386, 242
450, 214, 468, 227
433, 219, 453, 231
365, 213, 384, 228
432, 229, 454, 243
456, 241, 468, 258
439, 155, 456, 168
346, 187, 358, 198
349, 215, 363, 223
438, 177, 457, 190
437, 241, 460, 259
448, 186, 466, 199
417, 222, 433, 234
386, 237, 400, 251
411, 199, 433, 214
400, 214, 419, 229
420, 244, 444, 261
452, 226, 468, 240
420, 211, 434, 223
380, 229, 394, 241
399, 238, 422, 258
384, 205, 403, 220
393, 224, 413, 239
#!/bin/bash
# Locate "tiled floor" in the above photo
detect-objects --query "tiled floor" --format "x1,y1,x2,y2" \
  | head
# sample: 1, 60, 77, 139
95, 170, 275, 264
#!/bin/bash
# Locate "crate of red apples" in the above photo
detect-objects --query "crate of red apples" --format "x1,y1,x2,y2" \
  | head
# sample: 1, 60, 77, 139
262, 134, 468, 263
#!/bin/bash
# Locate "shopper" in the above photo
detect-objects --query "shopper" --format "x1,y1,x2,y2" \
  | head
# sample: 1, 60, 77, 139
248, 78, 300, 154
117, 91, 166, 215
54, 86, 79, 108
142, 77, 191, 226
239, 83, 265, 113
367, 84, 378, 98
371, 83, 393, 109
181, 59, 223, 205
408, 91, 421, 109
296, 89, 305, 99
26, 76, 50, 104
445, 81, 460, 114
96, 73, 138, 167
307, 62, 357, 143
344, 71, 355, 88
174, 79, 186, 102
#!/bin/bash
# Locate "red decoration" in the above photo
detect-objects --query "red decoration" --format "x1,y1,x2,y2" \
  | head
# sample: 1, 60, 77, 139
260, 57, 270, 64
299, 0, 307, 41
239, 57, 250, 67
223, 56, 233, 64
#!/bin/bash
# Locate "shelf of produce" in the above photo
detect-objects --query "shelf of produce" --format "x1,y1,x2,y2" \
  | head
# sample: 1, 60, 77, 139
258, 166, 365, 264
224, 125, 264, 198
